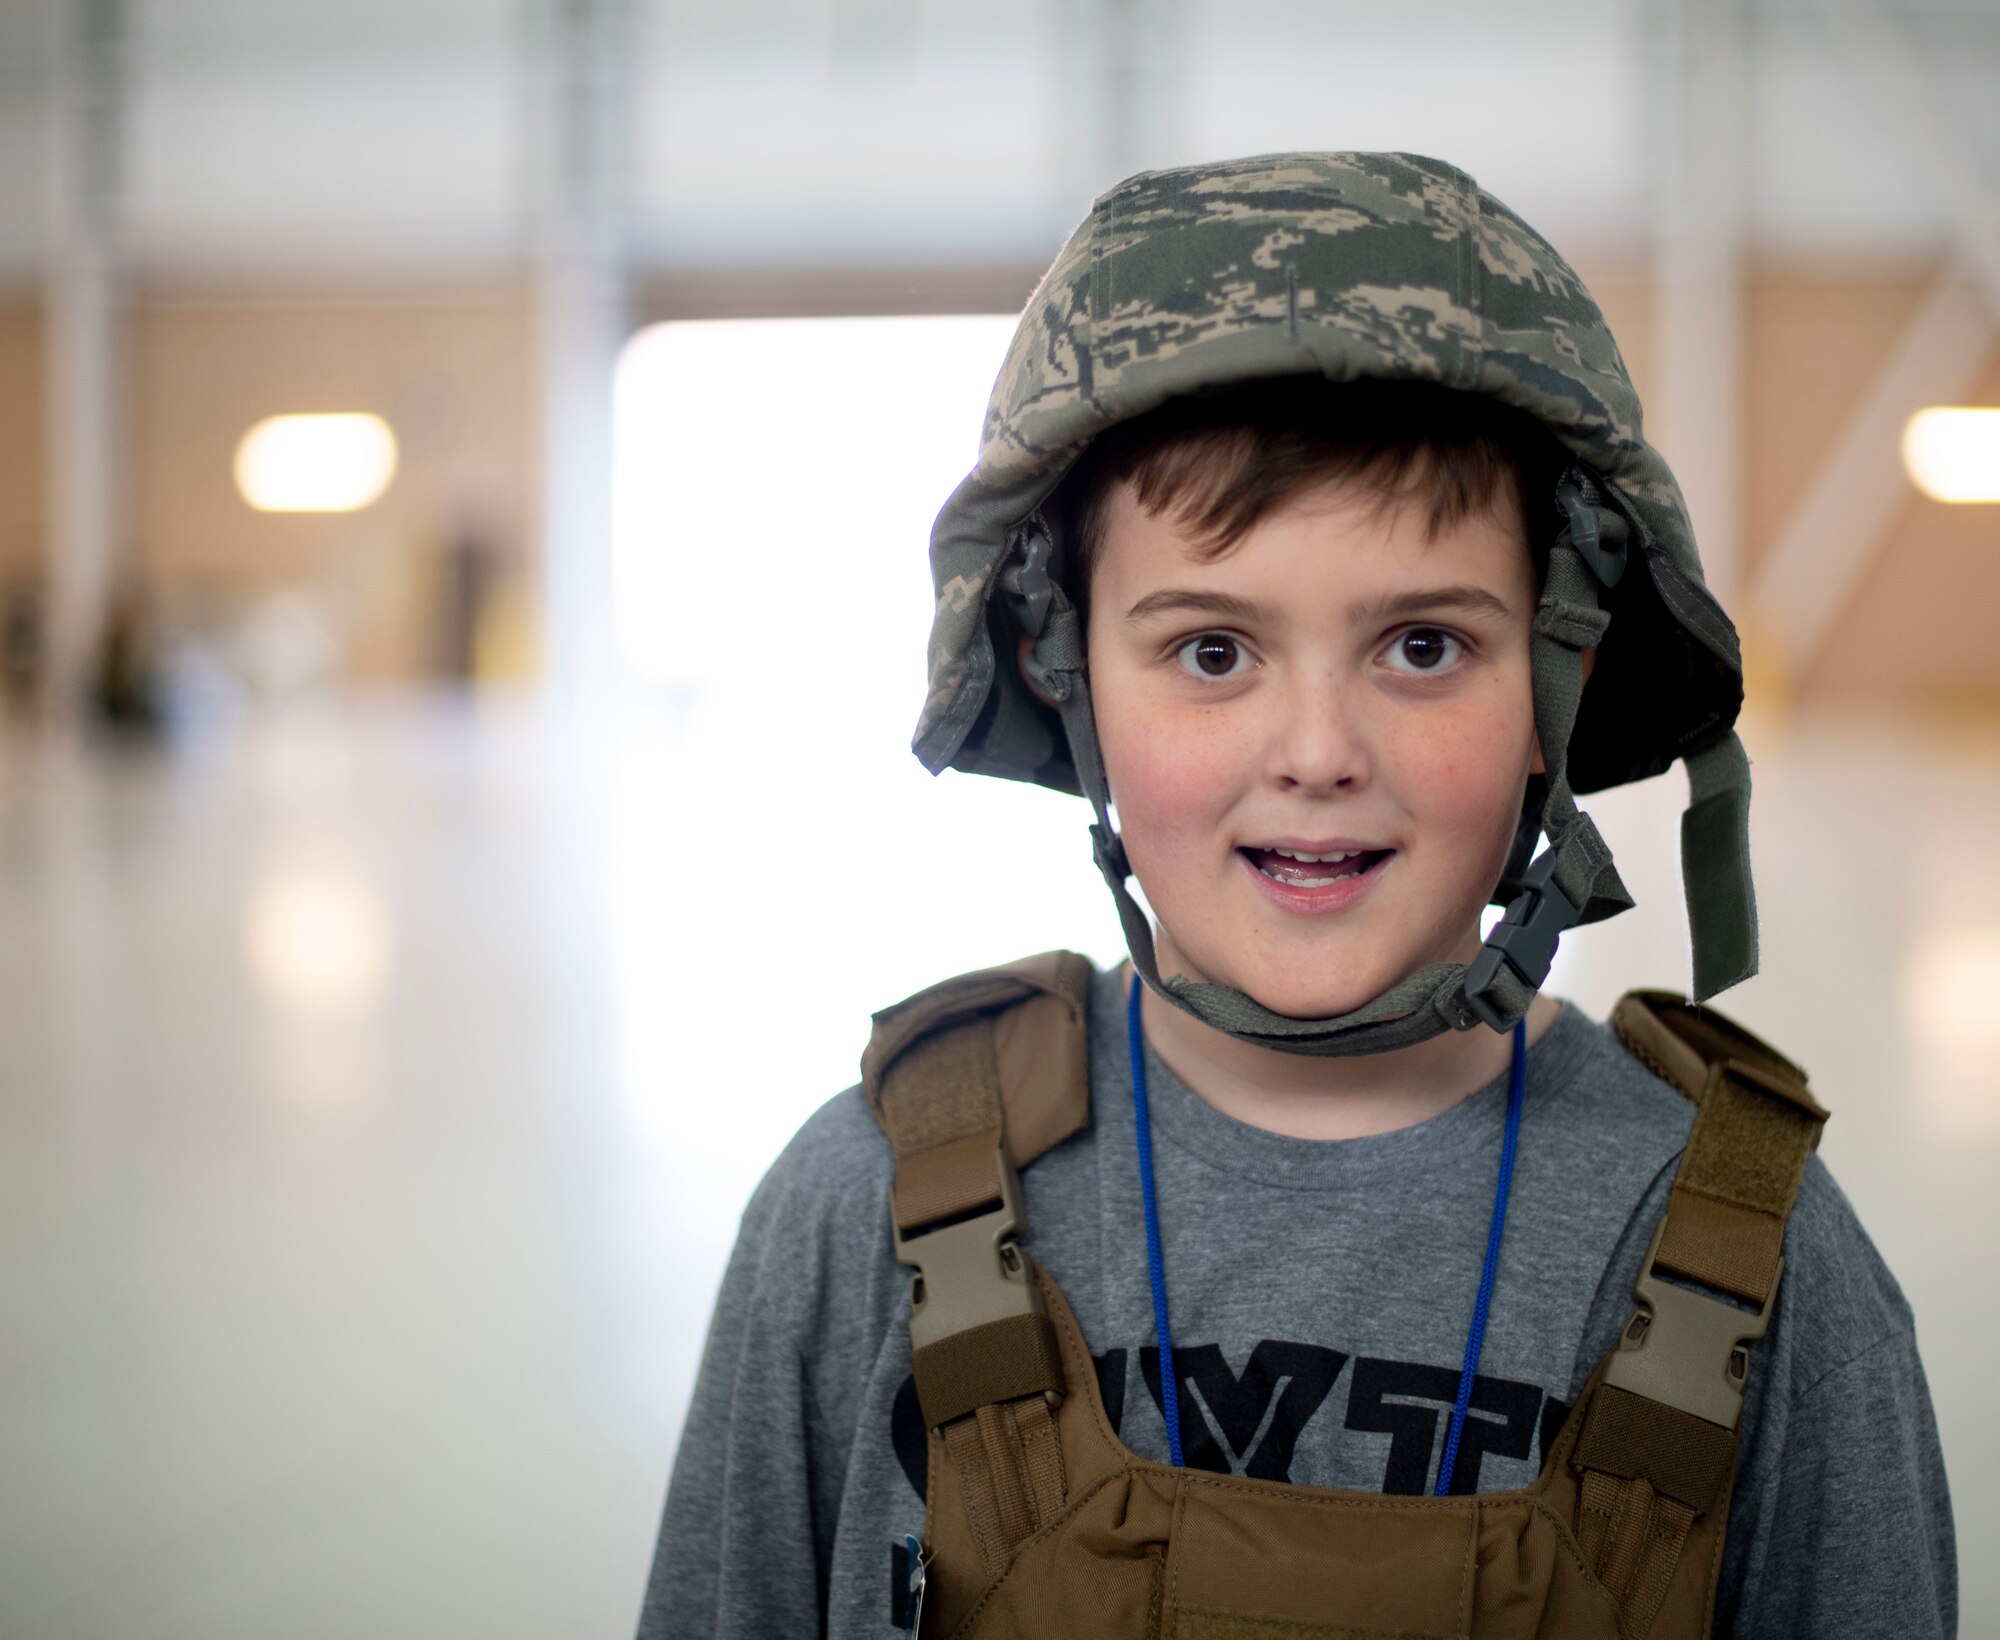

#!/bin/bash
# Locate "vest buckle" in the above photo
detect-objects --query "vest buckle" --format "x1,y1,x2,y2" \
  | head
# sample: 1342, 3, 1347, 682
1602, 1218, 1780, 1430
890, 1146, 1045, 1354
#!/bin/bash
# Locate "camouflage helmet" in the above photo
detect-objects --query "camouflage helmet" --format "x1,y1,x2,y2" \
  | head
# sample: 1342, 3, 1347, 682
915, 151, 1757, 1056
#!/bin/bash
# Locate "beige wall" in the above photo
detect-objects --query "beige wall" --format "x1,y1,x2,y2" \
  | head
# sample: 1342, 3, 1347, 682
0, 264, 1992, 698
1742, 267, 2000, 712
134, 282, 538, 684
0, 295, 44, 588
1546, 260, 2000, 718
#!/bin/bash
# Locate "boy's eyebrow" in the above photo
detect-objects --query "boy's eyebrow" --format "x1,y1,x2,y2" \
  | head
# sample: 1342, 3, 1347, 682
1123, 589, 1270, 624
1123, 584, 1518, 625
1350, 585, 1519, 625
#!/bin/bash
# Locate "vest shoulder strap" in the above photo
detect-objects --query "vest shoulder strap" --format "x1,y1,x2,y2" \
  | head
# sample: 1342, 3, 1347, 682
863, 949, 1095, 1227
1569, 991, 1830, 1634
1610, 988, 1828, 1309
863, 950, 1094, 1438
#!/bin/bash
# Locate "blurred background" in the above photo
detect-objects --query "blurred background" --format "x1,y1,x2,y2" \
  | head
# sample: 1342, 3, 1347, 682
0, 0, 1994, 1634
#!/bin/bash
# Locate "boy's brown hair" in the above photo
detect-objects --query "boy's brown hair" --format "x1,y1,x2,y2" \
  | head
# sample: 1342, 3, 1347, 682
1056, 378, 1567, 616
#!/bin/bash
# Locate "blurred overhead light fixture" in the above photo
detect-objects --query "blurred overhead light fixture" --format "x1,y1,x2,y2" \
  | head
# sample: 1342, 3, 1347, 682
234, 413, 398, 513
245, 871, 394, 1019
1901, 407, 2000, 503
1904, 929, 2000, 1136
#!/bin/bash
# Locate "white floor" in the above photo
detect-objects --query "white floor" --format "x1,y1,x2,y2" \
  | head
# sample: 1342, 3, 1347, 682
0, 694, 1990, 1638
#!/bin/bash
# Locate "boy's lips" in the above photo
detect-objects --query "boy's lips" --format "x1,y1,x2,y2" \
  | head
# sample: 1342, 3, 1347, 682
1237, 843, 1395, 911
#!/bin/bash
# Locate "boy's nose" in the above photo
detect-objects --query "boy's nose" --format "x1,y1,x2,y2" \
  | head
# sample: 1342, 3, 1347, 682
1266, 680, 1371, 796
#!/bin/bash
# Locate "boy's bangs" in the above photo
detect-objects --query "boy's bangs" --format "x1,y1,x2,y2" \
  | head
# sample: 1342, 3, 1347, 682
1065, 380, 1564, 583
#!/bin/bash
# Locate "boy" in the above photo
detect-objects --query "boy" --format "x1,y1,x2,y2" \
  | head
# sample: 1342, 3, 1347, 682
640, 153, 1953, 1638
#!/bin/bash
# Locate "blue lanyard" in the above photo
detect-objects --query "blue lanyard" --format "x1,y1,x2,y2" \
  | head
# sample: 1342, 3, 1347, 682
1125, 973, 1527, 1496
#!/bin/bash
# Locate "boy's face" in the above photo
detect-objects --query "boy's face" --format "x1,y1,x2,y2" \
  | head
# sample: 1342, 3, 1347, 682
1085, 474, 1542, 1022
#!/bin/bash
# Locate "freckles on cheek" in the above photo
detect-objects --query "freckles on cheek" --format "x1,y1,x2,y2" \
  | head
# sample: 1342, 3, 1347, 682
1114, 737, 1211, 836
1102, 710, 1237, 870
1404, 712, 1530, 846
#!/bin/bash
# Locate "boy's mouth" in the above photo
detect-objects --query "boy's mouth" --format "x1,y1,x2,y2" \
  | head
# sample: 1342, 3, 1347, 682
1240, 845, 1394, 889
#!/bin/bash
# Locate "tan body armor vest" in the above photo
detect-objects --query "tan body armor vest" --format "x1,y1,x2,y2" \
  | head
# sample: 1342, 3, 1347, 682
863, 954, 1827, 1640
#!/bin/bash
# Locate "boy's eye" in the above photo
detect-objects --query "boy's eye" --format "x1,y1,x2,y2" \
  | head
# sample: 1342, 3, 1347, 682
1385, 628, 1463, 674
1175, 633, 1252, 679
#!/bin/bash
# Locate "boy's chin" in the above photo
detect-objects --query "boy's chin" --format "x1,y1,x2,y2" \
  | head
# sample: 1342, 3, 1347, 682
1161, 944, 1390, 1024
1158, 930, 1474, 1025
1153, 914, 1485, 1025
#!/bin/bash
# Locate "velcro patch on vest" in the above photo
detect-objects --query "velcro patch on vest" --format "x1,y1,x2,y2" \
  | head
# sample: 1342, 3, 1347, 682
1573, 1383, 1736, 1511
911, 1312, 1065, 1429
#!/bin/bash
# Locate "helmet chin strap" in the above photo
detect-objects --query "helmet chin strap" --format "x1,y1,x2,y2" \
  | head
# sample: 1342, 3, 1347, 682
1011, 469, 1692, 1059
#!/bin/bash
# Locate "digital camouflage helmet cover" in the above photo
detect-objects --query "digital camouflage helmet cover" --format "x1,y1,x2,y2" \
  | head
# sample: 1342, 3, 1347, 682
915, 151, 1757, 1057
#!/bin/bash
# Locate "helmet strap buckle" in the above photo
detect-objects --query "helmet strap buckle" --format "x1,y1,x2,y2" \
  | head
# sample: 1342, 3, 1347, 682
1465, 848, 1582, 1031
1555, 469, 1630, 589
999, 517, 1057, 638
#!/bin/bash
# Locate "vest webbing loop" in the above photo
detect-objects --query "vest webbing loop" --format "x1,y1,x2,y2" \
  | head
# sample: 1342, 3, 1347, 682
1576, 1471, 1699, 1640
1622, 1495, 1698, 1640
941, 1396, 1067, 1580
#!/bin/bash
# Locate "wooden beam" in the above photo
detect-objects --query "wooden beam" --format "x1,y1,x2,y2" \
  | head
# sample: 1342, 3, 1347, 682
1749, 271, 1995, 672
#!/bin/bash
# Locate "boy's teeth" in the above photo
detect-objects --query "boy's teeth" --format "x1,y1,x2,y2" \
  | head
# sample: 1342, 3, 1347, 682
1246, 845, 1383, 886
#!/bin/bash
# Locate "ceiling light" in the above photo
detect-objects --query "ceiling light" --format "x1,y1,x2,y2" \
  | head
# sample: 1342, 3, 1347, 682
234, 413, 398, 513
1901, 406, 2000, 503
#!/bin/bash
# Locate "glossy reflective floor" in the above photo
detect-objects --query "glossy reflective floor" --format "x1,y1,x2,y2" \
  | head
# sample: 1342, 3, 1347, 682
0, 696, 1990, 1637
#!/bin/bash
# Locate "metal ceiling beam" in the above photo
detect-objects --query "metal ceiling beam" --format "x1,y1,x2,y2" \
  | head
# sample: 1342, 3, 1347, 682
1813, 0, 2000, 314
43, 0, 127, 726
529, 0, 632, 706
1064, 0, 1182, 196
1749, 0, 2000, 674
1651, 0, 1752, 607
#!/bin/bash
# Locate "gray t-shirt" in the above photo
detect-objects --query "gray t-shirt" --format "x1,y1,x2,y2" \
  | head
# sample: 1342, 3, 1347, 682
640, 970, 1956, 1639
